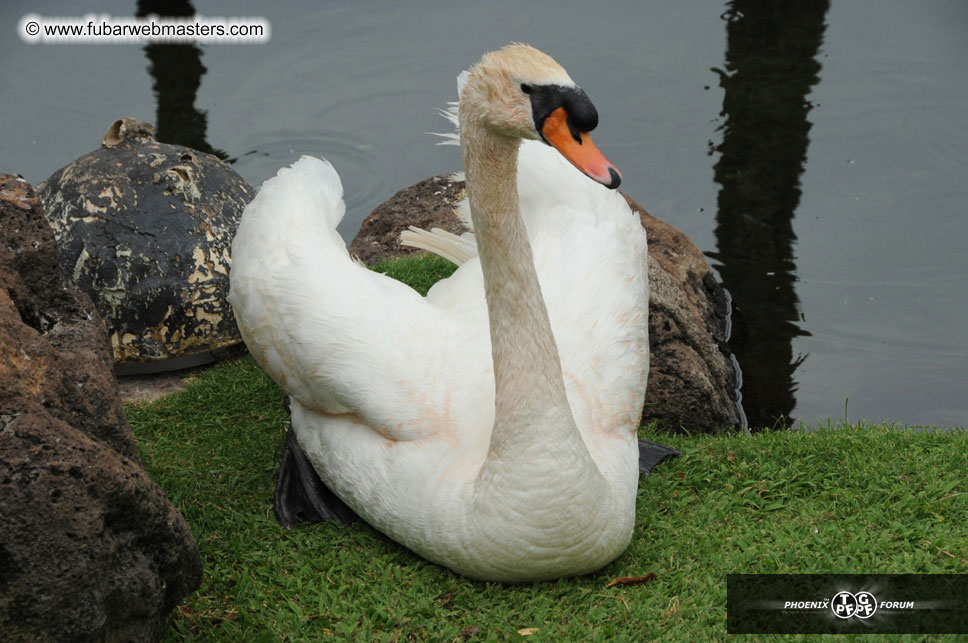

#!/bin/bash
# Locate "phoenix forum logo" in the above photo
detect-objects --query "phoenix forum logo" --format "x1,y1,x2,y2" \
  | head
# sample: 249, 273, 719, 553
729, 574, 956, 634
831, 591, 877, 619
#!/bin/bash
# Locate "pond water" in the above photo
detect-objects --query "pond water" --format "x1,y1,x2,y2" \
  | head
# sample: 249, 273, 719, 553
2, 0, 966, 428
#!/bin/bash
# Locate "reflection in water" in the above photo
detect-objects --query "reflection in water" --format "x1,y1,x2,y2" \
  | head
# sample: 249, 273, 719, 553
710, 1, 829, 428
136, 0, 227, 160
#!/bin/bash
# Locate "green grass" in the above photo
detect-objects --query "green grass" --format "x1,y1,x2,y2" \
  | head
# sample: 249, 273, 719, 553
125, 254, 968, 642
372, 254, 459, 296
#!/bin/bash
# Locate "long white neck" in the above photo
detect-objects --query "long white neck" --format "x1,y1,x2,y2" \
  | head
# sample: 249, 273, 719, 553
459, 112, 584, 462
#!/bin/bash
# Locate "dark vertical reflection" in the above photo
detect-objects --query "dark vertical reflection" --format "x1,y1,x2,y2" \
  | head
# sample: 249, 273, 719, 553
136, 0, 227, 159
709, 1, 829, 428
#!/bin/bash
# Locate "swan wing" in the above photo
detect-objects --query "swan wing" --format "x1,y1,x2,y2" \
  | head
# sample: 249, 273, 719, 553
229, 156, 491, 442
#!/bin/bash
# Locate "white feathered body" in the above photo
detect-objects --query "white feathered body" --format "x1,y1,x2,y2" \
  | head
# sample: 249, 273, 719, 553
229, 137, 649, 581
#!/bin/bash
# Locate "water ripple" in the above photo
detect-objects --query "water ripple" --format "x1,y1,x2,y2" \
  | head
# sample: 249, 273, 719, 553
229, 130, 389, 236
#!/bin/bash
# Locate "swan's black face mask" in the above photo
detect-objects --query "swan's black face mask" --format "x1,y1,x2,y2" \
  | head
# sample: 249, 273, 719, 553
525, 84, 599, 143
522, 84, 622, 189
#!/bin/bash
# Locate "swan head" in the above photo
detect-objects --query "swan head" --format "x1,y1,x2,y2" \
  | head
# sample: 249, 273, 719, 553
462, 43, 622, 189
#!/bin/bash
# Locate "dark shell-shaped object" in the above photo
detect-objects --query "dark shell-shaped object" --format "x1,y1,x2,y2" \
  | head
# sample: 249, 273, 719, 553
37, 118, 251, 363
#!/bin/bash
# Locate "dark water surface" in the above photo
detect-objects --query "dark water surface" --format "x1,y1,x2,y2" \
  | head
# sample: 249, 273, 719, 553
2, 1, 966, 428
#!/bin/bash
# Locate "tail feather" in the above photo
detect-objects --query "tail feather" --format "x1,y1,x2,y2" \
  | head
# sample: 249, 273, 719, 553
400, 226, 477, 265
242, 155, 346, 249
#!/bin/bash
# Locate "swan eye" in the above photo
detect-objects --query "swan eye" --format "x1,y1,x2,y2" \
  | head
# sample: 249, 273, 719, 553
520, 83, 534, 94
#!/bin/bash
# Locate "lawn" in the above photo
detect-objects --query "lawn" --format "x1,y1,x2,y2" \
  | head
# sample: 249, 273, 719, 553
125, 255, 967, 642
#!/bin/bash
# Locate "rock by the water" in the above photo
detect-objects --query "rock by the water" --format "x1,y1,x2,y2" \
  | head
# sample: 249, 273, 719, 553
0, 175, 202, 641
37, 118, 251, 364
348, 174, 467, 265
348, 175, 743, 433
624, 194, 743, 432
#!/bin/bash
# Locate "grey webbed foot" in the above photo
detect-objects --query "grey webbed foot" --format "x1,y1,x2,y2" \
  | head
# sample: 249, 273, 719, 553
638, 439, 681, 474
274, 424, 358, 527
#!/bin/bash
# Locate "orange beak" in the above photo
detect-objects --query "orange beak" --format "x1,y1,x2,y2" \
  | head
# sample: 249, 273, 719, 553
541, 107, 622, 189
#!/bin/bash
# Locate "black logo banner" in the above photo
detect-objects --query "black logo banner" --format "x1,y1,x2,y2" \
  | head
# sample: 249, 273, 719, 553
727, 574, 968, 634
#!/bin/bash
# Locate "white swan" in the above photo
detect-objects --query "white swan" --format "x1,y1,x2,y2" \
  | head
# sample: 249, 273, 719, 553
229, 44, 655, 582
